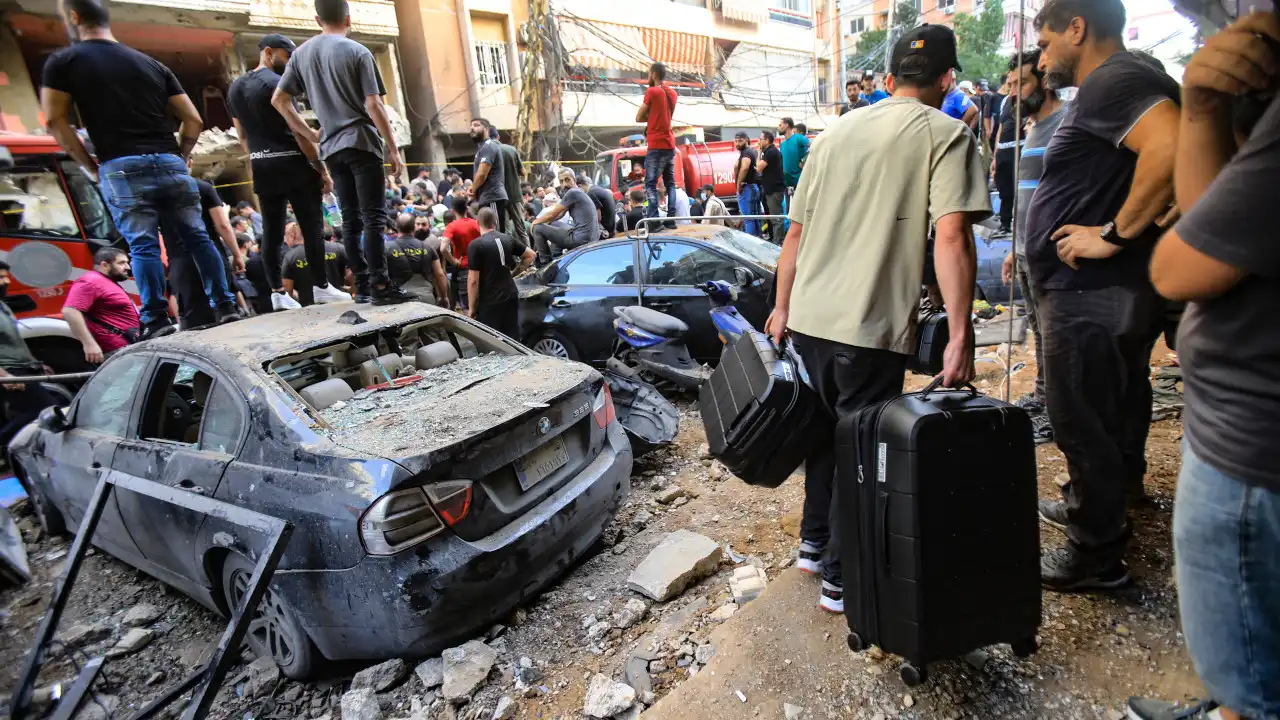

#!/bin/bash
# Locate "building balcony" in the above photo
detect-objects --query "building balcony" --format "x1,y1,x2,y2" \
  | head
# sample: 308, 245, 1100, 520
250, 0, 398, 37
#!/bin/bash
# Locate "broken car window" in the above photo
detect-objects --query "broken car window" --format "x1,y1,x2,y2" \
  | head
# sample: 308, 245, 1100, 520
139, 361, 217, 446
553, 244, 636, 285
76, 354, 148, 436
199, 381, 243, 455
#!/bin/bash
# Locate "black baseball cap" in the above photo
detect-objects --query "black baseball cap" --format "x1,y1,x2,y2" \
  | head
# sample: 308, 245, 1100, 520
890, 24, 962, 78
259, 34, 297, 52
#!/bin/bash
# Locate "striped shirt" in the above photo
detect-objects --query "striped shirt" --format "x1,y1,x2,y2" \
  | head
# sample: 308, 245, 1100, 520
1015, 103, 1069, 257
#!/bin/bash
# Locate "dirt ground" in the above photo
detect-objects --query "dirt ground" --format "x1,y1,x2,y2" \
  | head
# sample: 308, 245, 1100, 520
0, 333, 1199, 720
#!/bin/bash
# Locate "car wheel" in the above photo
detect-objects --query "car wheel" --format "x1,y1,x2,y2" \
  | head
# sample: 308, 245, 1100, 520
221, 553, 318, 679
531, 333, 578, 361
14, 463, 67, 537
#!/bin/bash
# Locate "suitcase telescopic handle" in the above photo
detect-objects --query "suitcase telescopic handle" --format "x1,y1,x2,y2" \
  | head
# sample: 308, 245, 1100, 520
918, 376, 979, 399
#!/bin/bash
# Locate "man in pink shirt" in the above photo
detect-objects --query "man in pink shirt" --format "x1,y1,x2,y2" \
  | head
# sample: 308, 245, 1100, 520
63, 247, 141, 364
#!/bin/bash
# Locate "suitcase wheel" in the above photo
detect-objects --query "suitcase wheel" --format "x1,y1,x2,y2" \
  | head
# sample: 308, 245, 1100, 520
1011, 638, 1038, 658
898, 662, 926, 687
846, 632, 865, 653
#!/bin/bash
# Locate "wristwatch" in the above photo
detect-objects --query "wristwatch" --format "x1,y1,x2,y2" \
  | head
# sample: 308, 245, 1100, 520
1100, 221, 1130, 247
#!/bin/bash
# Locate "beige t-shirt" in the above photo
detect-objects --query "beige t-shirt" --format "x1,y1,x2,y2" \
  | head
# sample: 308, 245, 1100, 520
786, 96, 991, 353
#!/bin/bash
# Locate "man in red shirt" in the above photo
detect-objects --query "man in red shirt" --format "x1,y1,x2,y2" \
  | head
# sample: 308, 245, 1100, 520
62, 247, 141, 364
636, 62, 678, 221
442, 194, 482, 310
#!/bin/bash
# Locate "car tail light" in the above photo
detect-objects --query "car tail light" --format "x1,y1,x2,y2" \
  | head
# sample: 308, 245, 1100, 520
426, 481, 472, 526
592, 384, 615, 429
360, 488, 443, 556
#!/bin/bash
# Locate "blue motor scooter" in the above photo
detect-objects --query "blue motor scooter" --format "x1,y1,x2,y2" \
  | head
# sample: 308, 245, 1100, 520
606, 280, 756, 390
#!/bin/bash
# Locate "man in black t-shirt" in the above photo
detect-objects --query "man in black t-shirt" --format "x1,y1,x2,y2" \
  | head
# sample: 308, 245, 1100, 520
321, 224, 351, 290
468, 207, 534, 338
619, 188, 647, 233
163, 178, 250, 328
387, 213, 448, 305
229, 34, 348, 312
733, 132, 761, 237
582, 176, 618, 239
757, 129, 786, 244
1025, 0, 1180, 592
281, 222, 318, 306
40, 0, 239, 337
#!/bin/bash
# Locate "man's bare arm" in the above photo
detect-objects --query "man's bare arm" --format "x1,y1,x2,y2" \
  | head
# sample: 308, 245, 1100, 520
636, 94, 651, 123
232, 118, 250, 156
1150, 228, 1244, 301
365, 94, 402, 176
1114, 100, 1180, 238
41, 88, 97, 178
272, 88, 322, 144
210, 205, 245, 271
61, 307, 103, 364
431, 258, 449, 306
963, 104, 979, 130
167, 93, 205, 161
763, 221, 803, 344
473, 162, 491, 195
933, 211, 977, 386
467, 269, 480, 318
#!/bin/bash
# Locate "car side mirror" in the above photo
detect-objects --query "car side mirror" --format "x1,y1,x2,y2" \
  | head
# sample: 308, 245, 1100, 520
37, 406, 68, 433
733, 267, 755, 286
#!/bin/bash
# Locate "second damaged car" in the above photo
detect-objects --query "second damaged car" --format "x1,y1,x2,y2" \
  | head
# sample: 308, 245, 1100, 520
8, 303, 633, 677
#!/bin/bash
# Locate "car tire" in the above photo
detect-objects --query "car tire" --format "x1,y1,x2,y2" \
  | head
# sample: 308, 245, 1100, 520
220, 552, 318, 680
13, 462, 68, 537
530, 333, 579, 362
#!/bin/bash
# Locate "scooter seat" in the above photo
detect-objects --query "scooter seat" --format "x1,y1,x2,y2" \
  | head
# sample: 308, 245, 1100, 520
616, 305, 688, 337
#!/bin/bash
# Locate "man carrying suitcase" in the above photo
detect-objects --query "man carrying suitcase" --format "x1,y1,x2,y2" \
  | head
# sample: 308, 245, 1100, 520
766, 25, 987, 613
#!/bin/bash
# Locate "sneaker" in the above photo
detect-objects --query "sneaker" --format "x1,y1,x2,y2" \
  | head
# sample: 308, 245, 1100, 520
1014, 394, 1046, 415
1126, 697, 1218, 720
313, 283, 350, 304
796, 541, 824, 575
372, 284, 417, 306
819, 581, 844, 613
1038, 499, 1069, 531
138, 318, 177, 342
1031, 415, 1055, 444
215, 303, 245, 325
1040, 546, 1131, 591
354, 282, 373, 304
272, 292, 303, 311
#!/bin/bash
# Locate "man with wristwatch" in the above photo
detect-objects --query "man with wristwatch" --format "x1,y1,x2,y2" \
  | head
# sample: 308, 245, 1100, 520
1022, 0, 1181, 592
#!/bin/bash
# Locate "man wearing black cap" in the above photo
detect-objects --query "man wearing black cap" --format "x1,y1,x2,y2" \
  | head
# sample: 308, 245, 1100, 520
229, 34, 348, 310
765, 24, 988, 614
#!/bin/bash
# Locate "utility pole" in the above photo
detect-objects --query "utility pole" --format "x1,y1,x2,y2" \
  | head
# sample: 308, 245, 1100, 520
883, 0, 895, 75
837, 0, 847, 107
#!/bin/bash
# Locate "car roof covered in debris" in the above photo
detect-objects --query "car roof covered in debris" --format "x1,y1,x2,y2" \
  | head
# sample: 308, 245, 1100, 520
146, 302, 448, 366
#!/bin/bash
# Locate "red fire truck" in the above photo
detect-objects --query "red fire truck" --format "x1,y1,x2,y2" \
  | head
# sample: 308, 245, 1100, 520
591, 138, 748, 209
0, 132, 130, 374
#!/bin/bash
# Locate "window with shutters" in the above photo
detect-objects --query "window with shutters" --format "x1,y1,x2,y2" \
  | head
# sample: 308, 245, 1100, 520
473, 42, 510, 87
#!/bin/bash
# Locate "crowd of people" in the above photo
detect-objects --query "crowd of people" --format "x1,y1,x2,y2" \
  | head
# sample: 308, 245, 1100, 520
1, 0, 1275, 717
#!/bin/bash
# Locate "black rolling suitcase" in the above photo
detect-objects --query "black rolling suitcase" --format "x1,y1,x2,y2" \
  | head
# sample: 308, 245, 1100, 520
699, 330, 830, 488
835, 378, 1041, 686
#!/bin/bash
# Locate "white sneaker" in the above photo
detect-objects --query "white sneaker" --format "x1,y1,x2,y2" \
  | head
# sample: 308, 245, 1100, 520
819, 581, 844, 613
312, 284, 350, 304
797, 541, 824, 575
271, 292, 302, 310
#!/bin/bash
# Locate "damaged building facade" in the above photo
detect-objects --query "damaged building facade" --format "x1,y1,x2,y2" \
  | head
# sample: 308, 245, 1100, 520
0, 0, 410, 199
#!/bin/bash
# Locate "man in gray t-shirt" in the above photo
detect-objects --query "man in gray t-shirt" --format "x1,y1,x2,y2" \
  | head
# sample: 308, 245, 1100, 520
1000, 51, 1067, 424
529, 170, 601, 266
271, 0, 411, 305
469, 119, 508, 234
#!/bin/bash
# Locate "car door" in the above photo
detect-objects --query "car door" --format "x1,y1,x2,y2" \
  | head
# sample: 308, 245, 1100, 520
40, 353, 150, 561
111, 356, 243, 587
543, 240, 642, 364
640, 240, 741, 362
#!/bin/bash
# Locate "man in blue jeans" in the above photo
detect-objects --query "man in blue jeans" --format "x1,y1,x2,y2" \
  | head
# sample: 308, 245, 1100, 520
40, 0, 240, 338
636, 62, 678, 221
1135, 11, 1280, 720
734, 132, 762, 237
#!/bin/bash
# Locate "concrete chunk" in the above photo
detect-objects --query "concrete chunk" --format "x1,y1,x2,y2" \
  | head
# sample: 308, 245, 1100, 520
340, 688, 382, 720
441, 640, 497, 703
626, 530, 722, 602
730, 566, 768, 604
351, 658, 409, 693
414, 656, 444, 689
122, 603, 162, 628
106, 627, 154, 658
582, 673, 636, 718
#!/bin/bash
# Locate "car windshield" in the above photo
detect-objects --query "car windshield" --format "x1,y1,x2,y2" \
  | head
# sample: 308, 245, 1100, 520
0, 157, 80, 238
709, 230, 781, 270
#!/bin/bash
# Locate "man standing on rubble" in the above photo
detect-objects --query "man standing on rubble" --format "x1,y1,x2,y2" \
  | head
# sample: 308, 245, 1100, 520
230, 34, 348, 311
272, 0, 412, 305
41, 0, 242, 338
766, 25, 986, 613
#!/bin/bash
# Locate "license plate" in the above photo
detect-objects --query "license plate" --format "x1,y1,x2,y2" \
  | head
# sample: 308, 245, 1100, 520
514, 437, 569, 491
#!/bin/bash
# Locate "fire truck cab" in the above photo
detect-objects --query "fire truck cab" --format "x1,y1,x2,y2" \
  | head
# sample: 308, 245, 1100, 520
0, 133, 129, 374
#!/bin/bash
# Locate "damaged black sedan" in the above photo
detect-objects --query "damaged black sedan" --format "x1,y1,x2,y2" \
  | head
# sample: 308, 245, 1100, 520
8, 303, 633, 677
